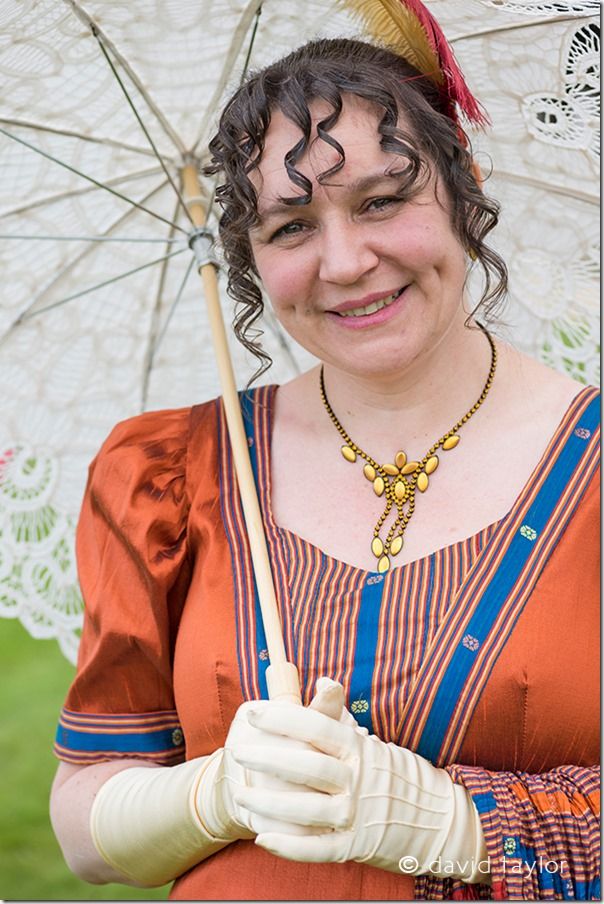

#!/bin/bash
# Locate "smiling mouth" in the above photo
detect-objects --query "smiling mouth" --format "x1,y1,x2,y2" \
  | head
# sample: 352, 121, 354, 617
336, 286, 406, 318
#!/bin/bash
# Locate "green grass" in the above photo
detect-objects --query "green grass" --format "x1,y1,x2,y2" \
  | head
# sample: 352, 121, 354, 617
0, 618, 169, 901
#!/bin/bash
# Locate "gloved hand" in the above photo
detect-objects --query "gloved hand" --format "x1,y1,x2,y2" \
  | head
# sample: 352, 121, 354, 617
198, 676, 346, 839
231, 679, 488, 883
90, 678, 346, 886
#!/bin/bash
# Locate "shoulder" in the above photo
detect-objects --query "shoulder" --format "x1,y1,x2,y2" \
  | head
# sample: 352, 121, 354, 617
100, 406, 194, 455
88, 402, 221, 508
498, 342, 590, 396
494, 342, 597, 428
96, 398, 224, 463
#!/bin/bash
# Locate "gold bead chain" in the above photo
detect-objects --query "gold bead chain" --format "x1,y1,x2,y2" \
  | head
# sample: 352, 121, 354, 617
319, 328, 497, 573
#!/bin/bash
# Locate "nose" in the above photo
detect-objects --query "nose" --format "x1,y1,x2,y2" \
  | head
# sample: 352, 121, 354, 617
318, 220, 379, 285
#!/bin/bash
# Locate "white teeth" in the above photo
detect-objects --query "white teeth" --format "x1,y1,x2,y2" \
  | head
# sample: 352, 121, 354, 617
339, 290, 400, 318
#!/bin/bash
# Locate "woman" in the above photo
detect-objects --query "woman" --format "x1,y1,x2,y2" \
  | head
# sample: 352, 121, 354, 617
49, 28, 599, 903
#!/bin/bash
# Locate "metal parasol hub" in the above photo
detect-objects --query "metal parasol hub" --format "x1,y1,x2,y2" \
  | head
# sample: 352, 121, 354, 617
187, 226, 218, 271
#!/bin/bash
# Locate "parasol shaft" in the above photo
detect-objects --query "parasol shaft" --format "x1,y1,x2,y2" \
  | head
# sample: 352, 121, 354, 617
181, 163, 301, 705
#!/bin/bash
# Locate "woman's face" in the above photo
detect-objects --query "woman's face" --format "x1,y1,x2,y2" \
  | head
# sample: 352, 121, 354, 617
248, 95, 468, 380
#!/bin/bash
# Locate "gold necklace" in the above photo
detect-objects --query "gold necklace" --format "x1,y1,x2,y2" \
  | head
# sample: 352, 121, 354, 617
319, 329, 497, 574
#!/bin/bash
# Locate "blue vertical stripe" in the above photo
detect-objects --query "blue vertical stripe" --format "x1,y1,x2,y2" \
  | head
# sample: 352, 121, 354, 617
415, 396, 600, 761
240, 391, 269, 700
347, 574, 387, 733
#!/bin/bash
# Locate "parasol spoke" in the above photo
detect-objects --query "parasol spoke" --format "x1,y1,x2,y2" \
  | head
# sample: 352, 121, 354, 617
0, 125, 186, 234
0, 179, 174, 339
191, 4, 264, 216
238, 4, 263, 84
141, 194, 186, 408
0, 235, 184, 243
191, 0, 264, 156
490, 170, 598, 204
451, 13, 596, 42
0, 116, 161, 160
142, 258, 196, 410
64, 0, 187, 156
0, 165, 165, 220
92, 32, 196, 229
15, 248, 187, 322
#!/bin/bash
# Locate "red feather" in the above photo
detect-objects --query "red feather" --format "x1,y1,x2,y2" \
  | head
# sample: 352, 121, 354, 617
398, 0, 489, 127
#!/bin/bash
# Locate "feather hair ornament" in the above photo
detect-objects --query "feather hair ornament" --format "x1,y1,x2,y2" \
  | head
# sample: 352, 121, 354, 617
340, 0, 489, 128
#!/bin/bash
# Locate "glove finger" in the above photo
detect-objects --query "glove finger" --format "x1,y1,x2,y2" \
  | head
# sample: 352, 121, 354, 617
235, 786, 352, 830
232, 745, 351, 794
247, 704, 355, 758
255, 831, 344, 863
309, 677, 344, 721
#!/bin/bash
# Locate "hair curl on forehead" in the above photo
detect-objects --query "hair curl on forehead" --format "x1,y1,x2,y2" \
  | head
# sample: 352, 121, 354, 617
205, 37, 507, 382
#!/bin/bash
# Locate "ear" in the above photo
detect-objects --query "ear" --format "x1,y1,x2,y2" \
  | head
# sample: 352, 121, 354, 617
470, 158, 483, 191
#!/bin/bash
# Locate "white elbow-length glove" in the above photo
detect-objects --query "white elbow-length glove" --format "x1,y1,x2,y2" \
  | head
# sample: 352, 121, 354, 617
233, 679, 489, 884
90, 680, 344, 887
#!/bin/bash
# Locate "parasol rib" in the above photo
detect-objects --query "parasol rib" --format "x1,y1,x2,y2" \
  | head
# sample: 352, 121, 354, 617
0, 179, 172, 342
0, 116, 159, 159
0, 125, 186, 234
141, 194, 187, 409
141, 257, 196, 410
490, 170, 598, 204
92, 34, 195, 228
450, 13, 595, 42
191, 5, 263, 223
191, 0, 264, 156
182, 162, 301, 704
0, 166, 165, 221
238, 4, 263, 84
0, 235, 184, 244
63, 0, 187, 156
17, 249, 187, 322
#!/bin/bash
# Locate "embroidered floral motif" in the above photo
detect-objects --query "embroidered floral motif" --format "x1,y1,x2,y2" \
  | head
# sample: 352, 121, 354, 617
462, 634, 480, 652
0, 444, 82, 664
366, 574, 384, 586
258, 648, 269, 661
171, 728, 184, 747
503, 836, 517, 856
574, 427, 591, 439
351, 699, 369, 714
520, 524, 538, 541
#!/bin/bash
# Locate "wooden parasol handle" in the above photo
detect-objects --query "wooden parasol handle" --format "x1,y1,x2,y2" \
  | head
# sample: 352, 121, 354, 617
181, 163, 301, 704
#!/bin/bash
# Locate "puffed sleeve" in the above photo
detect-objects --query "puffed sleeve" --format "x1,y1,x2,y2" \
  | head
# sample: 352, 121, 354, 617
415, 764, 600, 901
54, 408, 193, 767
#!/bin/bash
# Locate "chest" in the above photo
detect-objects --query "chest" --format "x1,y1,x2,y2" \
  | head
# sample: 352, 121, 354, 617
270, 414, 551, 570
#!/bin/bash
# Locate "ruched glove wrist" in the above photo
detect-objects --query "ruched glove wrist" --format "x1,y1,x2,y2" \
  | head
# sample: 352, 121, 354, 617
90, 746, 253, 887
89, 681, 345, 887
233, 679, 489, 883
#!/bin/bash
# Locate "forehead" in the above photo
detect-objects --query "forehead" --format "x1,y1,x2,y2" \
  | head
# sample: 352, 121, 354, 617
251, 95, 407, 200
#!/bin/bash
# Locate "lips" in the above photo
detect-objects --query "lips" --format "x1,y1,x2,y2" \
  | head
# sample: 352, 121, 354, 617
330, 286, 406, 318
325, 285, 409, 329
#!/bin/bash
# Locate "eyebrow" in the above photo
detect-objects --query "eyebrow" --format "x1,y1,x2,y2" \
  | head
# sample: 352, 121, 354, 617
255, 170, 406, 226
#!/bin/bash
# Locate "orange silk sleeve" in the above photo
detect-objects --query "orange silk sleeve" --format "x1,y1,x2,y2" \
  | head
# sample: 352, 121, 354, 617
54, 408, 193, 765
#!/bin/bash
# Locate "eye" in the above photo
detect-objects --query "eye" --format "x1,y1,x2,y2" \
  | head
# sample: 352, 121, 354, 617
270, 220, 308, 241
365, 196, 402, 213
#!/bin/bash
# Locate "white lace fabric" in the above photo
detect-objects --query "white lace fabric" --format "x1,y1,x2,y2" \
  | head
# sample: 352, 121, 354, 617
0, 0, 598, 658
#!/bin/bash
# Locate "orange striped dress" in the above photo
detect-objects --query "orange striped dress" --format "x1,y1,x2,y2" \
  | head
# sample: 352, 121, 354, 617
55, 385, 600, 900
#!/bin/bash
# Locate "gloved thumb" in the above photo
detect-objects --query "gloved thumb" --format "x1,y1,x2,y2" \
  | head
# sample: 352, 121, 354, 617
309, 676, 345, 720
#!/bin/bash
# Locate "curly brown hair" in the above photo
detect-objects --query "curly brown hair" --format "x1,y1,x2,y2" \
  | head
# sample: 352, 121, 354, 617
205, 37, 508, 380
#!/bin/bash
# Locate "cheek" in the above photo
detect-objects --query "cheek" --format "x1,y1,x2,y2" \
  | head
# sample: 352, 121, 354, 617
405, 228, 466, 280
254, 248, 313, 314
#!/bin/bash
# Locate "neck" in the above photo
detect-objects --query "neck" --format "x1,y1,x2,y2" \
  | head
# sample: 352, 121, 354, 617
318, 322, 495, 455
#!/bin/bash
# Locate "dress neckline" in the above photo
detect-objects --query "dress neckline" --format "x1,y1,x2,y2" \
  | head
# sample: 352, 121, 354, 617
254, 382, 598, 577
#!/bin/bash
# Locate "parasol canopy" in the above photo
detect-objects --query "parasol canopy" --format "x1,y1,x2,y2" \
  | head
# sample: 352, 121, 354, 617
0, 0, 599, 663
